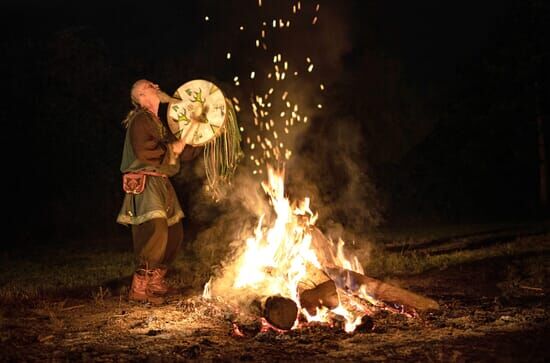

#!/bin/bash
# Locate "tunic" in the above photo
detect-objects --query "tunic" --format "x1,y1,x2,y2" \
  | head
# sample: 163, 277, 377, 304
116, 108, 184, 226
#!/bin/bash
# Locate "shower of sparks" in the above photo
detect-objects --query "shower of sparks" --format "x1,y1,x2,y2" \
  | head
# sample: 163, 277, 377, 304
211, 1, 324, 176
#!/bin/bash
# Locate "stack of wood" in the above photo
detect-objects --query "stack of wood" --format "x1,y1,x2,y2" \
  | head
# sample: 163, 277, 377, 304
258, 227, 439, 330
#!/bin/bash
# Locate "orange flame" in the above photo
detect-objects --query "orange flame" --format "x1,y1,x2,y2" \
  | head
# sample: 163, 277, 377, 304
222, 165, 375, 332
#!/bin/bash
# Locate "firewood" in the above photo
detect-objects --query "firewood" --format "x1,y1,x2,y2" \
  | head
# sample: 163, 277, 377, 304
309, 226, 439, 311
325, 267, 440, 311
355, 315, 374, 332
309, 227, 340, 268
262, 295, 298, 330
299, 280, 339, 315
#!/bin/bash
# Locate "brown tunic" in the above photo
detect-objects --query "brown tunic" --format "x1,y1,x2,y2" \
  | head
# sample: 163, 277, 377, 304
116, 109, 184, 226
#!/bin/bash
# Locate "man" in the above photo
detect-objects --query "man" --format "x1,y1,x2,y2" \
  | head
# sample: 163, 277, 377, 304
117, 79, 195, 304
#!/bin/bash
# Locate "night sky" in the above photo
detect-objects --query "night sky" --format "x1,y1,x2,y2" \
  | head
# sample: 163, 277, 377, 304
3, 0, 548, 245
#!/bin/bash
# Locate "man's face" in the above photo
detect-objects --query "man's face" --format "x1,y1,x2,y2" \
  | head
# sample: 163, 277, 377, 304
137, 81, 159, 98
134, 80, 160, 108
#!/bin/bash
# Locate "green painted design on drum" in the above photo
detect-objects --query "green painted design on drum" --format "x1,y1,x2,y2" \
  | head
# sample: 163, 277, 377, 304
186, 88, 205, 104
177, 108, 191, 123
210, 124, 220, 134
193, 129, 202, 143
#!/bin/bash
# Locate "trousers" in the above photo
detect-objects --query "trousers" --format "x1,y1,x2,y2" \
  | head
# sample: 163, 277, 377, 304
131, 218, 183, 269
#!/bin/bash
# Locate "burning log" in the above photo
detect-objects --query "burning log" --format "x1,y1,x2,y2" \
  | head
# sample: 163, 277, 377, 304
262, 295, 298, 330
325, 267, 440, 311
299, 280, 339, 315
310, 227, 439, 311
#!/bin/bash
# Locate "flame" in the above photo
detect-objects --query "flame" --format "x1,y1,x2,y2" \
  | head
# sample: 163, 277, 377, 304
202, 277, 212, 300
226, 165, 372, 332
233, 166, 320, 304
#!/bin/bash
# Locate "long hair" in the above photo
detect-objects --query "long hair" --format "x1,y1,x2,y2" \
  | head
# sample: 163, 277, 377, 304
121, 101, 141, 129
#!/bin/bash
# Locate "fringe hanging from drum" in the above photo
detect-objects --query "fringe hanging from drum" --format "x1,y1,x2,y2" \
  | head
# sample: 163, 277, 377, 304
203, 99, 243, 200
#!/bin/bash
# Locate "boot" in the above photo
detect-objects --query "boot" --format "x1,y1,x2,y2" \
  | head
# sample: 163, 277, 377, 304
148, 268, 179, 296
128, 269, 164, 305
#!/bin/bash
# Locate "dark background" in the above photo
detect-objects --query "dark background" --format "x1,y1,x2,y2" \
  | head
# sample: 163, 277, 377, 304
3, 0, 548, 246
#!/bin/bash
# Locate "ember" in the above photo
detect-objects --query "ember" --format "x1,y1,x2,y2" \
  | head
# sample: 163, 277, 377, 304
205, 165, 439, 334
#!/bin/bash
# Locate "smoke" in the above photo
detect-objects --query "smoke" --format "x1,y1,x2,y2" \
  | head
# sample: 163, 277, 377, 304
286, 115, 385, 238
172, 1, 383, 296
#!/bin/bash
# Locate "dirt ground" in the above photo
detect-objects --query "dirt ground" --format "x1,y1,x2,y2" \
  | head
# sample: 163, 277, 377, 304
1, 233, 548, 362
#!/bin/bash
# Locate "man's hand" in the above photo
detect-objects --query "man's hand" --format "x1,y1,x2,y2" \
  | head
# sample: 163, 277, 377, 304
172, 138, 186, 155
158, 89, 181, 104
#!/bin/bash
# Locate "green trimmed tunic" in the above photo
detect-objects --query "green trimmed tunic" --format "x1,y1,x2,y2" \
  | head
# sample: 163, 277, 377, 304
116, 108, 184, 226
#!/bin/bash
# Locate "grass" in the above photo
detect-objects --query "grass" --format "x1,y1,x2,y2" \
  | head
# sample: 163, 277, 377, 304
363, 233, 549, 278
1, 223, 547, 304
0, 239, 135, 303
0, 235, 212, 304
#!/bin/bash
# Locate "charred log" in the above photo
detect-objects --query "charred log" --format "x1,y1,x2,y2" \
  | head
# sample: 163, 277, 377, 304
262, 296, 298, 330
325, 267, 440, 311
299, 280, 339, 315
355, 315, 375, 333
310, 226, 439, 311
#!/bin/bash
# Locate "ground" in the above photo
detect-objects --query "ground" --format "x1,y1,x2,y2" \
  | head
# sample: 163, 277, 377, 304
1, 225, 548, 362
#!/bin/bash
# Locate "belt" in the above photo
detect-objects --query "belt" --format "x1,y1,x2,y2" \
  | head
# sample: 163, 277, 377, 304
133, 170, 167, 178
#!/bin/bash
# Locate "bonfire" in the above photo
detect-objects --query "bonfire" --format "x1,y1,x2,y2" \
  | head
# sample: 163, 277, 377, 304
203, 165, 439, 334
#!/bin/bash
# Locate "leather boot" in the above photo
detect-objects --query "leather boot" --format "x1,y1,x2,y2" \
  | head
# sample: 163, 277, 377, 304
148, 268, 179, 296
128, 269, 164, 305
